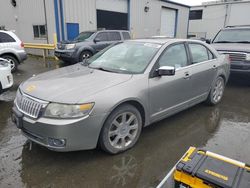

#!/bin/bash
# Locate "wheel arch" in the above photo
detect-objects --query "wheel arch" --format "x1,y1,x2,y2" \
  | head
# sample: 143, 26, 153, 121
101, 98, 148, 131
0, 53, 20, 63
77, 46, 95, 57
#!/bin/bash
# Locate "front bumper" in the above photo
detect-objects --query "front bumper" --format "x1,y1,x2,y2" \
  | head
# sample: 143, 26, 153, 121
12, 106, 107, 152
18, 51, 28, 63
0, 66, 13, 90
54, 49, 78, 63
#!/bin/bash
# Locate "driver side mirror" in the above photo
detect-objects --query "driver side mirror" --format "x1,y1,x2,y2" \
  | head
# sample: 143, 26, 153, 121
205, 39, 211, 44
157, 66, 175, 76
94, 38, 101, 43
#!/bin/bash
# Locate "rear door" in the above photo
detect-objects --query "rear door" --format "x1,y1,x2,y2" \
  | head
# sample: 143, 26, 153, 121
187, 43, 218, 102
108, 31, 122, 44
149, 43, 193, 121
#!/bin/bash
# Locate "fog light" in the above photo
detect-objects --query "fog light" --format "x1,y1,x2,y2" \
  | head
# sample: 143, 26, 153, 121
48, 138, 66, 147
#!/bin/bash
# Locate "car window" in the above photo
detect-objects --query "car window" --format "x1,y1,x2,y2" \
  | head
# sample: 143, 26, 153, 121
122, 32, 131, 40
189, 43, 209, 63
108, 32, 121, 41
158, 44, 188, 68
95, 32, 108, 42
0, 32, 16, 43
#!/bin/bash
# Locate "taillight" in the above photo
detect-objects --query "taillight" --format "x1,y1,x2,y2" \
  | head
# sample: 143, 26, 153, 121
20, 42, 24, 48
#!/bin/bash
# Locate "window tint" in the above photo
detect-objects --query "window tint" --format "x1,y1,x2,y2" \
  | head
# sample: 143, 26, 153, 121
122, 32, 131, 40
189, 43, 209, 63
33, 25, 47, 38
158, 44, 188, 68
189, 10, 203, 20
0, 32, 15, 43
108, 32, 121, 41
96, 32, 108, 41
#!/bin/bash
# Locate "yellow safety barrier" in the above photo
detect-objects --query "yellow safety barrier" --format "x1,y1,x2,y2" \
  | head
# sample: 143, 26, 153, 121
23, 43, 55, 50
23, 33, 58, 67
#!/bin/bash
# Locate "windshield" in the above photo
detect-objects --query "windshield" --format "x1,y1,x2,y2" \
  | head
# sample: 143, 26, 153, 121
74, 32, 94, 41
213, 29, 250, 43
87, 42, 161, 74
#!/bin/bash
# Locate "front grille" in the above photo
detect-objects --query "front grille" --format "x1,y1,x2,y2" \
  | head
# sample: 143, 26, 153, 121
221, 52, 246, 62
15, 90, 47, 118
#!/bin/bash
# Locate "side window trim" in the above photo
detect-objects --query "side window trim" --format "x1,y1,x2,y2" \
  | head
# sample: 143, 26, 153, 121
95, 32, 108, 42
149, 42, 189, 78
187, 42, 211, 64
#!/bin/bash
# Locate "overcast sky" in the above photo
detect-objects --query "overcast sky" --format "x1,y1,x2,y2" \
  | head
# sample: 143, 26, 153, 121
170, 0, 210, 6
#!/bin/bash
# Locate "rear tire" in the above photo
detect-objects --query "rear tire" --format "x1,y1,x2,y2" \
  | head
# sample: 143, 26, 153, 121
99, 104, 142, 154
1, 55, 19, 72
206, 76, 225, 105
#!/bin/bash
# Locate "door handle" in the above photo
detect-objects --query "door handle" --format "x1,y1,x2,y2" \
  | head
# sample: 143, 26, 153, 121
183, 72, 191, 79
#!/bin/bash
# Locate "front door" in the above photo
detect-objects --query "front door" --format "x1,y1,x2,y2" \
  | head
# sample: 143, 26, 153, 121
93, 32, 110, 52
149, 43, 192, 122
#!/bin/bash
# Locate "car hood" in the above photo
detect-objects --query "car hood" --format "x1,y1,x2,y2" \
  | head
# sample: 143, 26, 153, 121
211, 43, 250, 53
20, 64, 132, 104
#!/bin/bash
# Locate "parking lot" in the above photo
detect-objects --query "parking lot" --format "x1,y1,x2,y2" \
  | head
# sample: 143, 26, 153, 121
0, 57, 250, 188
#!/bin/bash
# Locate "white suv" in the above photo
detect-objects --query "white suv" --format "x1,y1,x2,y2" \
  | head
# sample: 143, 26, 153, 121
0, 30, 27, 72
0, 58, 13, 94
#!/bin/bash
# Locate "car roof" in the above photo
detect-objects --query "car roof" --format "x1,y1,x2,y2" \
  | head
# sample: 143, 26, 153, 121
129, 38, 204, 45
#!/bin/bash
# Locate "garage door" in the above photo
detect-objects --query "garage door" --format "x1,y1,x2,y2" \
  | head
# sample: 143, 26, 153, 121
97, 10, 128, 30
160, 8, 177, 37
96, 0, 128, 30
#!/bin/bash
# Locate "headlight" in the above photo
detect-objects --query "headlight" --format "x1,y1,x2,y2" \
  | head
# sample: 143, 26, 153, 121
246, 53, 250, 61
65, 44, 76, 50
44, 103, 94, 118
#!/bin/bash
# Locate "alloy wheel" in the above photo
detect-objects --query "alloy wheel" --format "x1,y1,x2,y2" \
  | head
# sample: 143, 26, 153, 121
108, 112, 139, 149
212, 77, 224, 103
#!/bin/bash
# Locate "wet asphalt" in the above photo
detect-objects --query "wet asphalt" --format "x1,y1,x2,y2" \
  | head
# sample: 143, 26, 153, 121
0, 57, 250, 188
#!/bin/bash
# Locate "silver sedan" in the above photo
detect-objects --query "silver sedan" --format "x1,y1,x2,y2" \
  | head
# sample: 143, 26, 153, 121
12, 39, 230, 154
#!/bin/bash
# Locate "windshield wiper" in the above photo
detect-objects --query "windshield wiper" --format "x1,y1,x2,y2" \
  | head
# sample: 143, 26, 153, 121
214, 41, 234, 43
236, 41, 250, 43
91, 66, 118, 73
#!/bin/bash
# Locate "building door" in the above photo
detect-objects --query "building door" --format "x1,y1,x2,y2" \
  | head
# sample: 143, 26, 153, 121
160, 8, 177, 37
66, 23, 79, 40
97, 10, 128, 30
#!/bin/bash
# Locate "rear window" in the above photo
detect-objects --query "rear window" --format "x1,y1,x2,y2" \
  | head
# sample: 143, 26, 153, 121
108, 32, 121, 41
189, 43, 209, 63
0, 32, 16, 43
122, 32, 131, 40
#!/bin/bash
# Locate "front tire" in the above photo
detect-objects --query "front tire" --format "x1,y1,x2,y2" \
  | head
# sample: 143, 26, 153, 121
99, 104, 142, 154
79, 51, 92, 62
206, 76, 225, 105
1, 55, 19, 72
